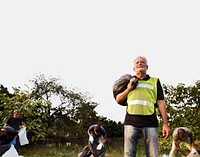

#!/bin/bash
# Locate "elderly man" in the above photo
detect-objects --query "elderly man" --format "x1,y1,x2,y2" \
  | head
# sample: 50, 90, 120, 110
115, 55, 170, 157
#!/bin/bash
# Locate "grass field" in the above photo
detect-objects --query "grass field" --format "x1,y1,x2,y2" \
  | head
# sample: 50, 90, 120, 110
17, 142, 173, 157
14, 138, 200, 157
18, 142, 124, 157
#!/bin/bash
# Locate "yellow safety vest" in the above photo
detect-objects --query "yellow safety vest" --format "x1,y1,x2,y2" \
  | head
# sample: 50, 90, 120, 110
127, 77, 158, 115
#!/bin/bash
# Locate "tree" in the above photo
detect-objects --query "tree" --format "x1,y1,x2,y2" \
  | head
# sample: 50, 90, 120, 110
29, 74, 100, 137
0, 74, 125, 141
0, 86, 49, 141
157, 80, 200, 150
99, 117, 124, 139
29, 74, 67, 131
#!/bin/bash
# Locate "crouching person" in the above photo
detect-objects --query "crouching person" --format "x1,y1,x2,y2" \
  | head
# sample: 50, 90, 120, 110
169, 127, 198, 157
78, 124, 107, 157
87, 124, 107, 157
0, 126, 19, 155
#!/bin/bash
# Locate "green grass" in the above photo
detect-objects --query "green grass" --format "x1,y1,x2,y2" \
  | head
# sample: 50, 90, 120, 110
18, 142, 124, 157
19, 144, 82, 157
16, 141, 191, 157
17, 143, 170, 157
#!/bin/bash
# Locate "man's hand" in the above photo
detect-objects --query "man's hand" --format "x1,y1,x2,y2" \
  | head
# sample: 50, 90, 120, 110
9, 140, 16, 146
128, 77, 138, 90
89, 135, 94, 144
162, 123, 170, 140
96, 143, 103, 150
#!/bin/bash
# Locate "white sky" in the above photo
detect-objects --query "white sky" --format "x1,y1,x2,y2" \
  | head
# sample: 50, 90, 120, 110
0, 0, 199, 122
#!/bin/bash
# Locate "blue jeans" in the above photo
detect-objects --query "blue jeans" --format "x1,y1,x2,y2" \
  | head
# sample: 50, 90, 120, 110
124, 125, 158, 157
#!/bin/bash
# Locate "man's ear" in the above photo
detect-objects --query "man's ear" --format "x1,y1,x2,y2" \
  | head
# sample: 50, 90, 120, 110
146, 65, 148, 70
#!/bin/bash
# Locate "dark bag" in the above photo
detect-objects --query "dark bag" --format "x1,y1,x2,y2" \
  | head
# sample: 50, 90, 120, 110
80, 146, 93, 157
113, 74, 138, 106
0, 144, 10, 155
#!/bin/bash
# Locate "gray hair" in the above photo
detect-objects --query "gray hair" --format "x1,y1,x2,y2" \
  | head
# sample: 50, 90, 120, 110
134, 55, 148, 65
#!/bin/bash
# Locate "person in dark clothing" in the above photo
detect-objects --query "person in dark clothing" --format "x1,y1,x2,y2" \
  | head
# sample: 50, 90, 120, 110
78, 124, 107, 157
87, 124, 107, 157
0, 126, 19, 155
5, 109, 23, 131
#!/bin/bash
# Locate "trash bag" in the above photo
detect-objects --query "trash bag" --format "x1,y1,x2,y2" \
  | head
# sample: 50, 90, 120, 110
0, 144, 10, 155
113, 74, 133, 106
18, 127, 29, 146
78, 143, 106, 157
88, 141, 105, 157
77, 146, 93, 157
2, 145, 19, 157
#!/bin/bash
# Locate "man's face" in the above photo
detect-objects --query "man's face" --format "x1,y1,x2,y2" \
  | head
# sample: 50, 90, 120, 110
13, 111, 20, 118
133, 57, 148, 73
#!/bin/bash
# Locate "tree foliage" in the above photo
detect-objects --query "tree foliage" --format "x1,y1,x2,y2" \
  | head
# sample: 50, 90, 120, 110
1, 74, 199, 148
0, 85, 49, 141
158, 80, 200, 150
0, 75, 124, 142
28, 74, 101, 138
164, 81, 199, 139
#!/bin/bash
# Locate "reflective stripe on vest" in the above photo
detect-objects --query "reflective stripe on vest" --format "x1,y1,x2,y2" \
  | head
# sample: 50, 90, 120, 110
127, 77, 158, 115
